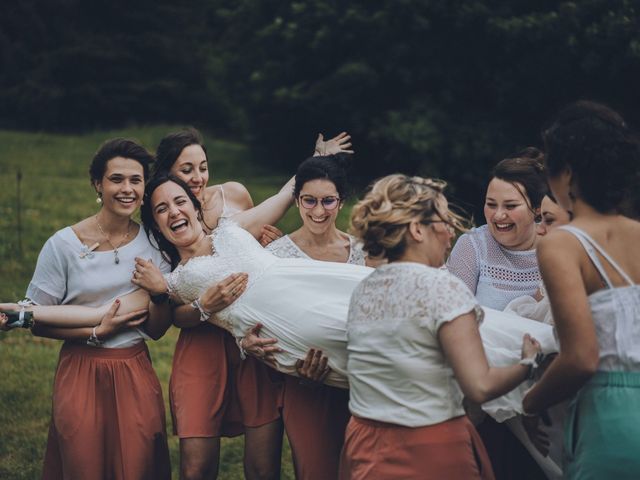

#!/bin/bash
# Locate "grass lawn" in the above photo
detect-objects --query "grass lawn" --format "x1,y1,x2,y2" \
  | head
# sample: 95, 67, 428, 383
0, 126, 355, 479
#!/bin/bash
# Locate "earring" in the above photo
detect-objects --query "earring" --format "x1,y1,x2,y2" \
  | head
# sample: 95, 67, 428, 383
96, 192, 102, 204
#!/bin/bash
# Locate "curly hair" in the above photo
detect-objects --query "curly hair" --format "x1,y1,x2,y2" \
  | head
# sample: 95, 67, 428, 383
350, 174, 469, 261
543, 100, 640, 214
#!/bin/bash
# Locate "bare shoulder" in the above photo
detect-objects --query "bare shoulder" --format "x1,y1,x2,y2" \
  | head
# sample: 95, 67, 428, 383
224, 181, 253, 209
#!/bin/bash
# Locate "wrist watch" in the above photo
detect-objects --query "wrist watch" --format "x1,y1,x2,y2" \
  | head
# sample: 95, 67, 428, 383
150, 292, 170, 305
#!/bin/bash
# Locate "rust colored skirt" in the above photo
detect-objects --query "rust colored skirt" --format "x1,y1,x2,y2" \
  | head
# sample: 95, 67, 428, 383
169, 323, 282, 439
42, 341, 170, 480
282, 376, 350, 479
339, 415, 495, 480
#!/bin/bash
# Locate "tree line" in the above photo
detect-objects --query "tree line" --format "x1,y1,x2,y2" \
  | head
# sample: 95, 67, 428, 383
1, 0, 639, 211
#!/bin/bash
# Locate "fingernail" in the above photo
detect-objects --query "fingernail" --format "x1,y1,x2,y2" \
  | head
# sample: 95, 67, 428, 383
116, 299, 120, 304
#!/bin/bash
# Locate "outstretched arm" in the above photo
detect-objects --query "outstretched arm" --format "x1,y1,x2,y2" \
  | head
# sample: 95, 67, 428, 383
439, 311, 539, 404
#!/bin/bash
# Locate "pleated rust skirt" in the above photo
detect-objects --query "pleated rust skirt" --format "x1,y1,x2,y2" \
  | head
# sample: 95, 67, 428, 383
42, 341, 170, 480
340, 415, 495, 480
170, 323, 282, 439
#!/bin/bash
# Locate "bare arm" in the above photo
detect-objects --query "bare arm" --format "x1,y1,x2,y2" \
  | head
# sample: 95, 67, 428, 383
522, 233, 599, 413
439, 311, 539, 404
231, 176, 296, 239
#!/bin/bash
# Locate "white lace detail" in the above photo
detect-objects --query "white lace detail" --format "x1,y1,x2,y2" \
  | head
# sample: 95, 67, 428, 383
446, 224, 540, 310
348, 263, 482, 334
266, 234, 366, 265
166, 220, 277, 331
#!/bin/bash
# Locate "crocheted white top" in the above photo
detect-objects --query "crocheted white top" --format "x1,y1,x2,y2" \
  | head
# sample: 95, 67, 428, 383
266, 234, 366, 265
446, 225, 541, 310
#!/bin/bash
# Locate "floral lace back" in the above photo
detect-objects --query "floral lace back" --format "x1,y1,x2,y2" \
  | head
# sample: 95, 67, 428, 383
166, 220, 277, 329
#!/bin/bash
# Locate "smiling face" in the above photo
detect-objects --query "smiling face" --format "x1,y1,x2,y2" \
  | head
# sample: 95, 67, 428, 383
94, 157, 145, 218
537, 195, 572, 236
484, 177, 537, 250
150, 180, 203, 248
170, 144, 209, 202
296, 179, 342, 235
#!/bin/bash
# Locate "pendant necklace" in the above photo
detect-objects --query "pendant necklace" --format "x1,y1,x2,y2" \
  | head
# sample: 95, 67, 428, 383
95, 215, 132, 264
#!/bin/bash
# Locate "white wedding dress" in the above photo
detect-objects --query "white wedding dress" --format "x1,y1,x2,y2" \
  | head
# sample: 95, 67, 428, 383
167, 220, 558, 400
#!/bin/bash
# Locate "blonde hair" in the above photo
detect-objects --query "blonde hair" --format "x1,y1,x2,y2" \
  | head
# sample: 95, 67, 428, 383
350, 174, 469, 261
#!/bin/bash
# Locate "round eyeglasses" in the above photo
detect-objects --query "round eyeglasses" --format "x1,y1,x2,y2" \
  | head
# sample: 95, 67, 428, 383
299, 195, 341, 210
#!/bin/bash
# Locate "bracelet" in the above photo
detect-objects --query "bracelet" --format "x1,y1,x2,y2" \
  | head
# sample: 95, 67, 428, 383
150, 292, 170, 305
190, 298, 212, 322
236, 336, 247, 360
519, 352, 545, 380
86, 326, 104, 347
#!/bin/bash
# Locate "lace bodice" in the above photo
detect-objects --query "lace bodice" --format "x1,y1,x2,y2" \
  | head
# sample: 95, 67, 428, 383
446, 224, 540, 310
346, 262, 483, 427
266, 234, 366, 265
166, 220, 277, 330
560, 226, 640, 372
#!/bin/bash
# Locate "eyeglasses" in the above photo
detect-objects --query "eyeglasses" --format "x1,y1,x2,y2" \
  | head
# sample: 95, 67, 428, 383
299, 195, 341, 210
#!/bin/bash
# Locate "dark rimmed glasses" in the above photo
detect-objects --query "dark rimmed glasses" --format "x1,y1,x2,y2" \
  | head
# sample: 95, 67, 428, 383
299, 195, 341, 210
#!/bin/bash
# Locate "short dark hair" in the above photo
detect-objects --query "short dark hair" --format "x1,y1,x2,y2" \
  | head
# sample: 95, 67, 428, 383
293, 154, 350, 200
543, 100, 640, 214
490, 147, 548, 212
89, 138, 153, 184
141, 174, 204, 269
154, 128, 207, 176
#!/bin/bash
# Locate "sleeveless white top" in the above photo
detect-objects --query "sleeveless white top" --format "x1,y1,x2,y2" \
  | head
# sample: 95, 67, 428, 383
447, 225, 541, 310
26, 226, 170, 348
266, 234, 366, 265
559, 225, 640, 372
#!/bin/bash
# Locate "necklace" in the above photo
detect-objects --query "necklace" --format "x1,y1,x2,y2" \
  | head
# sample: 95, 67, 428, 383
95, 215, 132, 264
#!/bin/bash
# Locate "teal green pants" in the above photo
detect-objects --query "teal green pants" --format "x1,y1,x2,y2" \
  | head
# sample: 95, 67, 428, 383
564, 371, 640, 479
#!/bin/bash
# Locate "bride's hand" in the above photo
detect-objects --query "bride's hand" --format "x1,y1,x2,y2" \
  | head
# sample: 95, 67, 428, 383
314, 132, 354, 156
131, 258, 168, 295
200, 273, 248, 314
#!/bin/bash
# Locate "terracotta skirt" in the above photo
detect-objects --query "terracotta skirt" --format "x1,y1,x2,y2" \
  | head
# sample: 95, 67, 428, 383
170, 323, 282, 438
282, 376, 350, 479
339, 415, 494, 480
42, 341, 170, 480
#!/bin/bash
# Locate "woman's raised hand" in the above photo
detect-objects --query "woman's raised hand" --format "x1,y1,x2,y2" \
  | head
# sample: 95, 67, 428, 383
95, 299, 148, 339
296, 348, 331, 385
132, 257, 168, 295
314, 132, 354, 156
259, 224, 283, 247
200, 272, 248, 314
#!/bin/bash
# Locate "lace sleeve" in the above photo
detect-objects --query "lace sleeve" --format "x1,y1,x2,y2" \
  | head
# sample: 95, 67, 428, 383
446, 232, 480, 294
424, 271, 483, 332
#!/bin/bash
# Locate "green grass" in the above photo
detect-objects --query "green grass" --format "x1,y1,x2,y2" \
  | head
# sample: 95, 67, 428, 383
0, 126, 356, 479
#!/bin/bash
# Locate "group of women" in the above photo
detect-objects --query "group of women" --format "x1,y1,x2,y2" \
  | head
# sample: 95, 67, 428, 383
1, 100, 639, 480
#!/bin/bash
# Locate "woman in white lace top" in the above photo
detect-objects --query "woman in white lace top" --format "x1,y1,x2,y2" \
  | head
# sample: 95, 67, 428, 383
523, 101, 640, 479
266, 155, 365, 480
341, 174, 541, 480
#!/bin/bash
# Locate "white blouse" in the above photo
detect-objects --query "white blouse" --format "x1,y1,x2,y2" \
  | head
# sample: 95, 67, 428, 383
346, 262, 483, 427
26, 226, 170, 348
266, 234, 366, 265
446, 225, 540, 310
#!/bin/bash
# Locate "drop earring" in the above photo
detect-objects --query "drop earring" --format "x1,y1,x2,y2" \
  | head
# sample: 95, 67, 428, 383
96, 192, 102, 204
